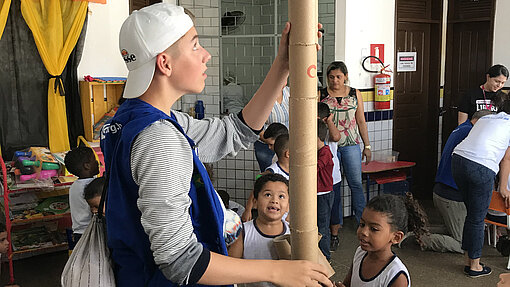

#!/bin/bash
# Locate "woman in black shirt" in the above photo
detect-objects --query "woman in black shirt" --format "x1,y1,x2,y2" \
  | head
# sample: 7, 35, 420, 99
458, 64, 508, 125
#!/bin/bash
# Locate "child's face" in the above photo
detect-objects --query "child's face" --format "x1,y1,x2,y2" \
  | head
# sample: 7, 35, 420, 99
84, 154, 100, 177
265, 137, 276, 151
254, 181, 289, 222
357, 208, 403, 252
87, 196, 103, 214
0, 231, 9, 254
167, 27, 211, 95
90, 158, 100, 176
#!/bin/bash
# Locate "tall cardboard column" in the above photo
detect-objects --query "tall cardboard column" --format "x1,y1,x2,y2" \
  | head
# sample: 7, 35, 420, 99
288, 0, 318, 262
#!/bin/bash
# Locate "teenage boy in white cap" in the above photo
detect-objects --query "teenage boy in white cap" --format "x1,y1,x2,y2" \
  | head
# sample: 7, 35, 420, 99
101, 3, 332, 287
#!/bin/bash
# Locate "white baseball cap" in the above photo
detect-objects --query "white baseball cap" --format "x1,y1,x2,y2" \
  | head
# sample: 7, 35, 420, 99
119, 3, 194, 99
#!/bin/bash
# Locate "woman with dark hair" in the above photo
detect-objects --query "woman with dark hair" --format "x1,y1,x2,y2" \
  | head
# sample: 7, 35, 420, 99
451, 99, 510, 278
319, 61, 371, 248
458, 64, 508, 125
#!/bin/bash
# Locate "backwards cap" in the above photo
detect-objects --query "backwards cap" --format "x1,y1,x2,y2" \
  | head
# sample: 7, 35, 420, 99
119, 3, 194, 99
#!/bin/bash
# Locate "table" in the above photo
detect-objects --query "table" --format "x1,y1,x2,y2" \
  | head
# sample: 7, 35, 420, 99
361, 160, 416, 201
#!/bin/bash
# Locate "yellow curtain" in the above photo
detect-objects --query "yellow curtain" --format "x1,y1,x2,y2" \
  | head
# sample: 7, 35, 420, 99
0, 0, 11, 40
21, 0, 87, 152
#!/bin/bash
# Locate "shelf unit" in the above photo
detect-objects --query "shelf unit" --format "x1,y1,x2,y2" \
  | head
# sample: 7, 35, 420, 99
1, 157, 73, 284
79, 81, 125, 142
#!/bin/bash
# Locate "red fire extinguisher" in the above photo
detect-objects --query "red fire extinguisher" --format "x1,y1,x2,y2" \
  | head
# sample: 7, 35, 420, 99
362, 56, 392, 110
374, 72, 391, 110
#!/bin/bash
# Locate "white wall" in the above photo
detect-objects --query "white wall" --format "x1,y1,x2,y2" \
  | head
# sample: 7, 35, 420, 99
493, 0, 510, 87
77, 2, 129, 79
334, 0, 346, 63
336, 0, 395, 89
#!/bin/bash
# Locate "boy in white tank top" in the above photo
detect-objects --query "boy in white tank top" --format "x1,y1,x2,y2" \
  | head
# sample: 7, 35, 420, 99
242, 134, 289, 222
265, 134, 290, 179
228, 174, 290, 287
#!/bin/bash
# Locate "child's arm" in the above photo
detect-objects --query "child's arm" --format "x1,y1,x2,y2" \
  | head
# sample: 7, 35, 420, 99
317, 149, 332, 170
241, 192, 255, 222
354, 89, 371, 163
199, 252, 333, 287
389, 273, 409, 287
241, 24, 290, 131
342, 265, 353, 287
241, 170, 271, 222
499, 147, 510, 208
227, 232, 244, 258
325, 114, 341, 142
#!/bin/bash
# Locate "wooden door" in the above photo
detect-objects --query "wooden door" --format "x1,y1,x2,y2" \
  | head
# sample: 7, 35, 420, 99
394, 0, 442, 198
130, 0, 161, 13
442, 0, 495, 146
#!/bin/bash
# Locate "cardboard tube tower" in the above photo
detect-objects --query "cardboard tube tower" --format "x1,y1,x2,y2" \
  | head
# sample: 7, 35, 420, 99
288, 0, 318, 262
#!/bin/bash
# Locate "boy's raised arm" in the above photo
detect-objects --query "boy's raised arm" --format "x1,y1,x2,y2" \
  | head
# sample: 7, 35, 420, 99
326, 113, 341, 142
227, 232, 244, 258
241, 22, 290, 131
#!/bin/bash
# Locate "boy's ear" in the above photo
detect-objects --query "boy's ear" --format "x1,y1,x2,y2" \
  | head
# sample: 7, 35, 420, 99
284, 150, 290, 158
156, 52, 173, 77
391, 230, 405, 245
83, 162, 91, 171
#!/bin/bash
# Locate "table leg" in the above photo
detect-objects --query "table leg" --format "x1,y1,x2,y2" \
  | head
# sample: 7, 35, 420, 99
366, 175, 370, 202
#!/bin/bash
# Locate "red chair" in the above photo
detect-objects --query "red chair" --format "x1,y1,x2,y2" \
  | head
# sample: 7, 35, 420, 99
485, 191, 510, 269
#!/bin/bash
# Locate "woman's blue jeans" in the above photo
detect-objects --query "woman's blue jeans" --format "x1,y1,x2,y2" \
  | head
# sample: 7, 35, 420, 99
451, 154, 495, 259
338, 144, 365, 224
254, 140, 274, 172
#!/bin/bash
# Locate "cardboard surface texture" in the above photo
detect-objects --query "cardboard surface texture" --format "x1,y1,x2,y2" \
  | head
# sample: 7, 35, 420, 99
274, 234, 335, 277
288, 0, 320, 264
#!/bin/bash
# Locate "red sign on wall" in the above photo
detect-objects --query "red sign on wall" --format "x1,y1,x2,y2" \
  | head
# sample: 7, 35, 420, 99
370, 44, 384, 64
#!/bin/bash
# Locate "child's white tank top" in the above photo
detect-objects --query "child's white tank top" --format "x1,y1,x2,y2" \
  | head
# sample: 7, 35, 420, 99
243, 219, 290, 260
265, 162, 289, 179
241, 219, 290, 287
350, 246, 410, 287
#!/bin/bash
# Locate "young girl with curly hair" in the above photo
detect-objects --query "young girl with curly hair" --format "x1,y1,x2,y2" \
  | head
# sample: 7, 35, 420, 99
340, 193, 428, 287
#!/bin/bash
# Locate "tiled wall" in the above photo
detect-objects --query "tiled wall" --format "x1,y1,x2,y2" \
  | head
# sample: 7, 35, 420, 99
177, 0, 221, 118
178, 0, 398, 220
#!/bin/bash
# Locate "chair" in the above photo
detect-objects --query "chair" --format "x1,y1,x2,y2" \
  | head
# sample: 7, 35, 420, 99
485, 191, 510, 269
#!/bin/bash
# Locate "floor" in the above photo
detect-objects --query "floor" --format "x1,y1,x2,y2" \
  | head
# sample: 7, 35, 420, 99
1, 200, 507, 287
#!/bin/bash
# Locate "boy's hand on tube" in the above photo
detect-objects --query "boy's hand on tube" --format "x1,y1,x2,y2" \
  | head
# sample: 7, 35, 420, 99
275, 22, 324, 72
271, 260, 333, 287
317, 23, 323, 51
275, 22, 290, 70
